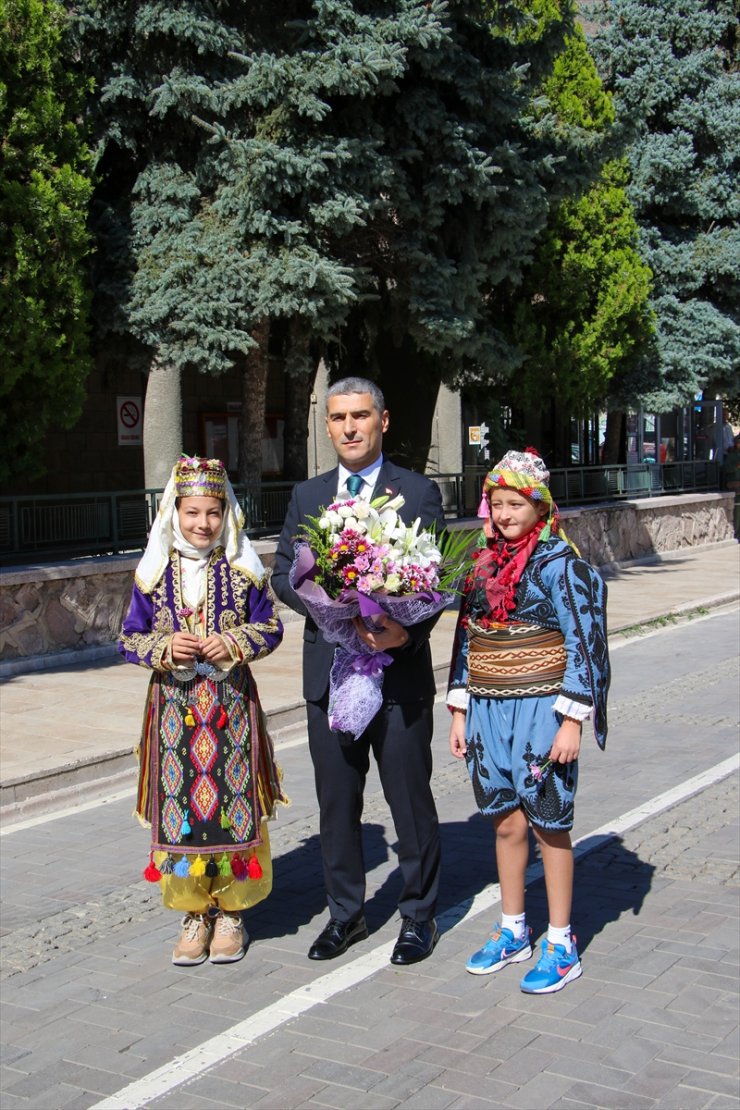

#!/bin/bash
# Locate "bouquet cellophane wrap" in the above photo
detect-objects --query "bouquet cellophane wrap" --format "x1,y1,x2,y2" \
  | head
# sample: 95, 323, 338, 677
289, 543, 452, 739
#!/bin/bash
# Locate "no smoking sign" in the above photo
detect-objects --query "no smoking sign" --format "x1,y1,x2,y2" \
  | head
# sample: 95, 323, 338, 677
117, 396, 143, 445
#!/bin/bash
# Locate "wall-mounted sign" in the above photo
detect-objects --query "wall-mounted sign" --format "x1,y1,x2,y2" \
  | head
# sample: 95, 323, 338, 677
117, 396, 143, 446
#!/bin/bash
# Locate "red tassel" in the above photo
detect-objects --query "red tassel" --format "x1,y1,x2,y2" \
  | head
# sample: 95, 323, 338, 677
143, 854, 162, 882
230, 854, 249, 880
217, 707, 228, 729
247, 854, 263, 879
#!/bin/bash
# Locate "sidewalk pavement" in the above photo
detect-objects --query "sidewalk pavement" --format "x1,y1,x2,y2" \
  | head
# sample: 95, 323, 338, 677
1, 541, 738, 816
0, 594, 738, 1110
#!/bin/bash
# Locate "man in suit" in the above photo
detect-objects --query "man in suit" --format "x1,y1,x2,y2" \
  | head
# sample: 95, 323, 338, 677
272, 377, 444, 965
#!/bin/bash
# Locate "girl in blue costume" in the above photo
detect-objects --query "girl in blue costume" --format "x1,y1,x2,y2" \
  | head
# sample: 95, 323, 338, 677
448, 448, 609, 993
119, 455, 286, 966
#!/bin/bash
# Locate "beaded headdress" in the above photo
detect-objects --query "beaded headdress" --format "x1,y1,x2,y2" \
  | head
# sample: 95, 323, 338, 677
483, 448, 551, 504
134, 455, 266, 593
174, 455, 227, 500
479, 447, 567, 545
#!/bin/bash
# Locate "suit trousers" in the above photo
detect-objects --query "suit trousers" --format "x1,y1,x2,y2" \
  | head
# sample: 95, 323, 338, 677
306, 697, 441, 925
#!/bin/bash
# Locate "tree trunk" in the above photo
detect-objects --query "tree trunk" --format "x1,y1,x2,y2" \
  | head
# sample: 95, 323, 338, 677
603, 408, 625, 465
378, 337, 440, 471
238, 318, 270, 486
283, 327, 314, 481
143, 359, 182, 489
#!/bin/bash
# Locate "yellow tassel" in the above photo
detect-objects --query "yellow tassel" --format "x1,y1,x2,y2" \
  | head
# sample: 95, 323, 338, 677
189, 854, 206, 877
184, 708, 195, 727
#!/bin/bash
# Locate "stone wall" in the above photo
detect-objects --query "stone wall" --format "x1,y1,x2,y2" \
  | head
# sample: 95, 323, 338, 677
0, 557, 137, 662
561, 492, 734, 567
0, 493, 734, 670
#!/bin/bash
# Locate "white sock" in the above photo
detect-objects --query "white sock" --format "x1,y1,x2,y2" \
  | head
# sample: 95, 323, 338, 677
501, 913, 527, 941
547, 924, 572, 953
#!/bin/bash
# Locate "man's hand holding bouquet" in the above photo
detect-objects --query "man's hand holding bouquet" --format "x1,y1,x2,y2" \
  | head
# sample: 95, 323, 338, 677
288, 492, 471, 739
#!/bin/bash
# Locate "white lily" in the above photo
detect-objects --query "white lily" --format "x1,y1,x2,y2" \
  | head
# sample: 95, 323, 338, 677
414, 530, 442, 565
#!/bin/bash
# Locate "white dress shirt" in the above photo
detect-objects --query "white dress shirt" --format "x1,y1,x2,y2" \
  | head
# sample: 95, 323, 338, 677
337, 455, 384, 500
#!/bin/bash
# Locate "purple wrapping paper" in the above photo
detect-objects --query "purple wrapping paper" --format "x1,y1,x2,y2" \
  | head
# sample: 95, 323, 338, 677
289, 543, 451, 739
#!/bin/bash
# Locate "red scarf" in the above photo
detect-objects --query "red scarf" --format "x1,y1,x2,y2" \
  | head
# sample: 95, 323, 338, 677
469, 520, 546, 624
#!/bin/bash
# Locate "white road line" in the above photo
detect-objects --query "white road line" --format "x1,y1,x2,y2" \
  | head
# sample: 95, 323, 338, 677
91, 754, 739, 1110
0, 787, 137, 836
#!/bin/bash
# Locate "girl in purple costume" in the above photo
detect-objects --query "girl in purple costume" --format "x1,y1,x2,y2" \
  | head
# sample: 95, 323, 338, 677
119, 455, 286, 965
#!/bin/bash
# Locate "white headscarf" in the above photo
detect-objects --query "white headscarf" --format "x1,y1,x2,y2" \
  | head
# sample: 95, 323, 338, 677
134, 462, 267, 594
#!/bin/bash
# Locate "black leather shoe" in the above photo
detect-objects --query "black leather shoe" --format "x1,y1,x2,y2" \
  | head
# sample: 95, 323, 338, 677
390, 916, 439, 965
307, 916, 368, 960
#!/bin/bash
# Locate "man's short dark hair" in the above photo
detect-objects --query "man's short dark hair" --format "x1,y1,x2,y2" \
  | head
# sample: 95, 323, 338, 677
327, 377, 385, 415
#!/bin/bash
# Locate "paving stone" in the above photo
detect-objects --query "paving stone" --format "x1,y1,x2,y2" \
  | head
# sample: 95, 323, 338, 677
248, 1074, 330, 1108
399, 1085, 458, 1109
548, 1099, 599, 1109
677, 1069, 740, 1098
499, 1071, 575, 1108
652, 1086, 716, 1109
302, 1086, 397, 1109
0, 1094, 28, 1109
370, 1059, 447, 1101
445, 1095, 512, 1109
178, 1074, 261, 1108
653, 1043, 739, 1077
3, 1059, 123, 1098
557, 1079, 657, 1109
428, 1066, 517, 1101
301, 1057, 387, 1092
475, 1020, 539, 1060
414, 1043, 496, 1077
621, 1057, 690, 1099
14, 1082, 98, 1109
543, 1056, 634, 1088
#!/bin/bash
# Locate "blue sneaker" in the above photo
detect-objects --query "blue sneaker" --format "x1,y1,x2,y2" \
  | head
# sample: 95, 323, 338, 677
466, 924, 532, 975
520, 936, 582, 994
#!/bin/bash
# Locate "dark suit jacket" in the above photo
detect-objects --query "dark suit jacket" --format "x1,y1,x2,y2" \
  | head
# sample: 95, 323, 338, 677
272, 460, 446, 704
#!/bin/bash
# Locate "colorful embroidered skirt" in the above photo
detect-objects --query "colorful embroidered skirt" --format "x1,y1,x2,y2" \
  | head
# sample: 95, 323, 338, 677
135, 665, 287, 912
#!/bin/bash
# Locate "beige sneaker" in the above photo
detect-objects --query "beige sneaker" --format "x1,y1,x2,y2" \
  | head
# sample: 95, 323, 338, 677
209, 911, 248, 964
172, 913, 212, 966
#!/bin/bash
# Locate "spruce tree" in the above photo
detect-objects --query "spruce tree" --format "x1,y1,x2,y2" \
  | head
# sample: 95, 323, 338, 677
590, 0, 740, 410
76, 0, 446, 484
77, 0, 611, 481
0, 0, 93, 483
499, 23, 654, 455
325, 0, 612, 462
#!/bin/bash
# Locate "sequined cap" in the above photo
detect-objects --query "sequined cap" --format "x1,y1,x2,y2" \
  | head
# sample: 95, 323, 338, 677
174, 455, 227, 499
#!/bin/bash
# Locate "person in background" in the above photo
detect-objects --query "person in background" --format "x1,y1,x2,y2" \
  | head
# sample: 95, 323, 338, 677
448, 448, 610, 993
119, 455, 286, 966
272, 377, 444, 966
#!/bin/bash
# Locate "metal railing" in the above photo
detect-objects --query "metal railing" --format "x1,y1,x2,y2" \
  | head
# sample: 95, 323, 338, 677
0, 461, 720, 565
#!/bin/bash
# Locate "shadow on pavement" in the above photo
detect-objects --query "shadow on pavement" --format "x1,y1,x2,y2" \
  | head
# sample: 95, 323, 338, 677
522, 834, 656, 953
242, 815, 655, 957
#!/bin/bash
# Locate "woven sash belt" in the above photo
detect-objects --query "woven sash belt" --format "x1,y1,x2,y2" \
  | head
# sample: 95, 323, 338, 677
467, 621, 566, 698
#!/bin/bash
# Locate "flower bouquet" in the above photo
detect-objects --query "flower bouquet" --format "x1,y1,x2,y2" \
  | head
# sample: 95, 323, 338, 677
289, 493, 472, 740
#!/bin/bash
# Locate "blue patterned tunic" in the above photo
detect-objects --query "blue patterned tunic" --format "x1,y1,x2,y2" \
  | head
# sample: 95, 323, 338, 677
449, 537, 610, 749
